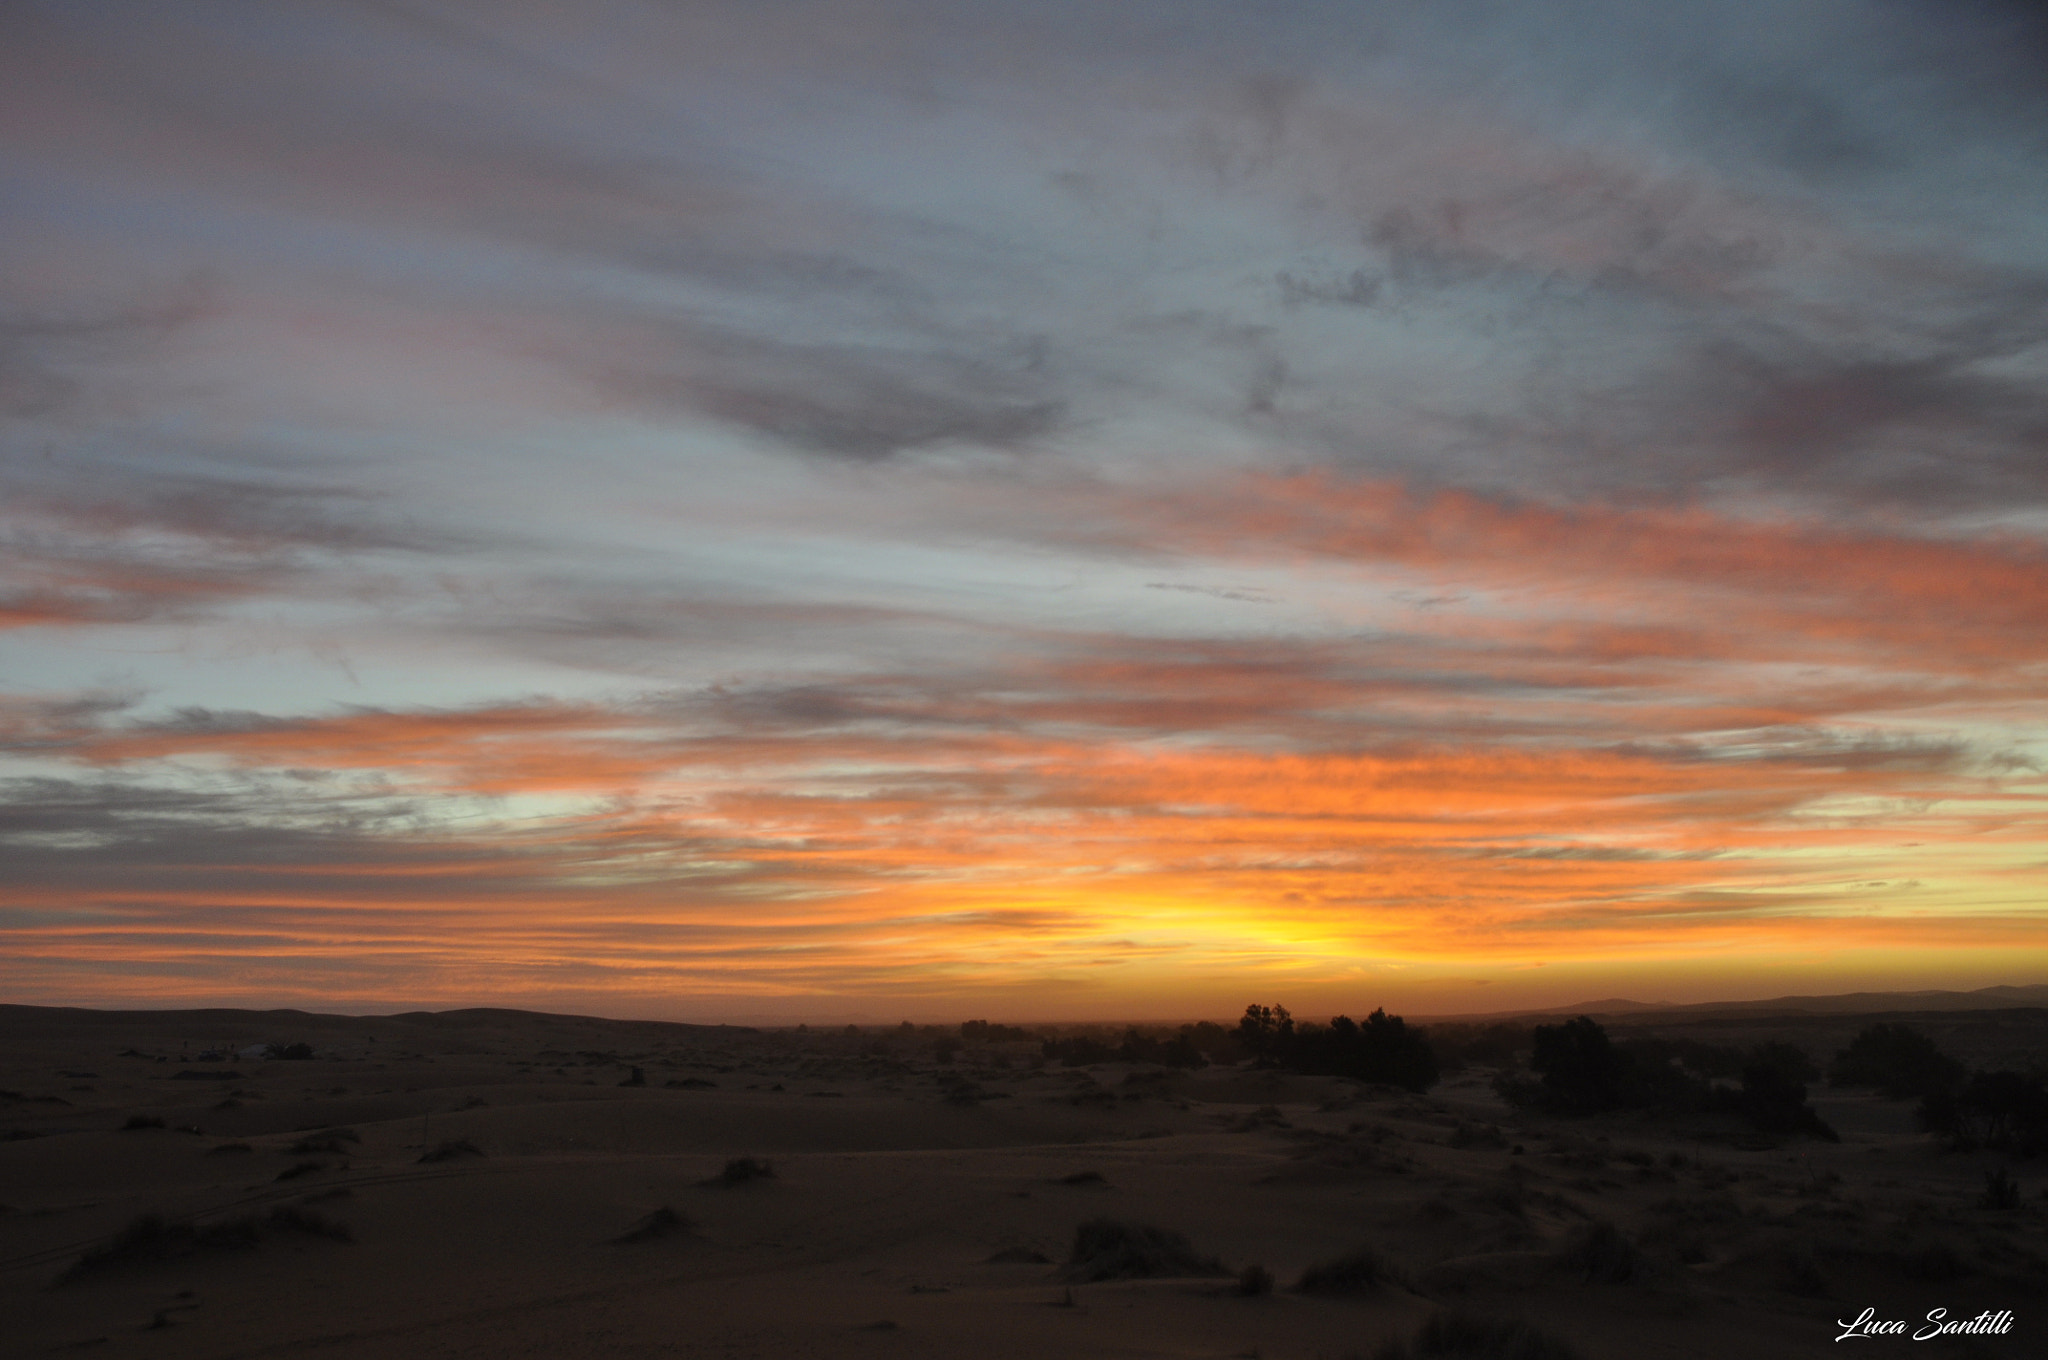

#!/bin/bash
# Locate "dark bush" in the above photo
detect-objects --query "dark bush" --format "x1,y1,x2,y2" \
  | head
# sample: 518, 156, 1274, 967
1181, 1020, 1246, 1064
417, 1139, 483, 1164
1236, 1263, 1274, 1296
1062, 1219, 1226, 1282
1041, 1035, 1119, 1067
1233, 1003, 1437, 1091
1918, 1070, 2048, 1156
1504, 1018, 1834, 1137
1530, 1017, 1629, 1114
1295, 1245, 1392, 1295
1829, 1024, 1965, 1101
264, 1205, 352, 1241
1556, 1221, 1644, 1284
1371, 1310, 1583, 1360
1116, 1027, 1208, 1068
289, 1128, 360, 1155
706, 1156, 774, 1186
60, 1207, 348, 1282
1979, 1167, 2021, 1211
1425, 1022, 1532, 1072
121, 1114, 166, 1131
1293, 1011, 1439, 1091
1746, 1042, 1819, 1084
275, 1161, 327, 1181
614, 1206, 692, 1242
960, 1020, 1034, 1044
1731, 1063, 1839, 1141
267, 1043, 315, 1060
985, 1245, 1051, 1263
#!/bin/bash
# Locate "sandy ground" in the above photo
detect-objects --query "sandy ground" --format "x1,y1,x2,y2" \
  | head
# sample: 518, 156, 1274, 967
2, 1006, 2041, 1359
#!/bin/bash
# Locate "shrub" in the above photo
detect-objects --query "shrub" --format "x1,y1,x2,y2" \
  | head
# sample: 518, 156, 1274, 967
706, 1156, 774, 1186
1529, 1018, 1629, 1114
1042, 1035, 1119, 1067
1732, 1063, 1839, 1141
1062, 1219, 1226, 1282
1233, 1004, 1438, 1090
985, 1245, 1051, 1263
1918, 1071, 2048, 1155
267, 1042, 315, 1061
1371, 1310, 1582, 1360
1556, 1221, 1643, 1284
960, 1020, 1034, 1044
614, 1206, 692, 1242
1829, 1024, 1964, 1101
1293, 1011, 1440, 1091
264, 1205, 352, 1241
417, 1139, 483, 1164
289, 1129, 360, 1155
120, 1115, 166, 1131
1296, 1245, 1392, 1295
275, 1161, 327, 1181
1236, 1263, 1274, 1296
59, 1207, 349, 1282
1980, 1167, 2021, 1211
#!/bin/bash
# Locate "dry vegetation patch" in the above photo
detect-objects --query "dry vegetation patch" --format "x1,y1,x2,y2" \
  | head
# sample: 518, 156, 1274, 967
703, 1156, 774, 1186
613, 1206, 692, 1243
1296, 1244, 1398, 1296
1061, 1219, 1227, 1282
1368, 1310, 1583, 1360
59, 1207, 351, 1283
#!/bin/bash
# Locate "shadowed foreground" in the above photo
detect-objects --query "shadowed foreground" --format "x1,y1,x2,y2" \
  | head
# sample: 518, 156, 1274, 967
1, 1005, 2039, 1358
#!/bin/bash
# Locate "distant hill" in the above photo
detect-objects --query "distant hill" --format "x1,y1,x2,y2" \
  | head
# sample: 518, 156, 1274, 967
1424, 982, 2048, 1024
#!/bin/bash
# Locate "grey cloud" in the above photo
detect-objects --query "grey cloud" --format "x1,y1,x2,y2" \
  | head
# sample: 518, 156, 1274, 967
579, 318, 1068, 460
0, 289, 211, 421
0, 460, 473, 630
8, 464, 462, 556
1276, 268, 1382, 309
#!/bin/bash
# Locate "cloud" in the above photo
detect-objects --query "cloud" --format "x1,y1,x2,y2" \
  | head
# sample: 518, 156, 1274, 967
4, 1, 2047, 1009
0, 288, 212, 422
0, 459, 470, 632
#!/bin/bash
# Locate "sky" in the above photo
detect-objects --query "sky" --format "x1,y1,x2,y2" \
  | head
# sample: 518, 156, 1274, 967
3, 0, 2047, 1022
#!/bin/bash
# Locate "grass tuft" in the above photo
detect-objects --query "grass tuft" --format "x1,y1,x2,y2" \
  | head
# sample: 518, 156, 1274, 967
614, 1206, 692, 1243
60, 1207, 350, 1282
1062, 1219, 1227, 1282
417, 1139, 484, 1164
1371, 1310, 1583, 1360
704, 1156, 775, 1186
1296, 1245, 1393, 1296
1556, 1220, 1643, 1284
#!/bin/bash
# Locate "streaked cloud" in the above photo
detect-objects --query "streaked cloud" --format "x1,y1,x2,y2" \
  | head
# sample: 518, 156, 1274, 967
2, 0, 2044, 1015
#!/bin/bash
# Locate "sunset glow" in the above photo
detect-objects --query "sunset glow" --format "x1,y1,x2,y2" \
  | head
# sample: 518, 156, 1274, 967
4, 2, 2046, 1018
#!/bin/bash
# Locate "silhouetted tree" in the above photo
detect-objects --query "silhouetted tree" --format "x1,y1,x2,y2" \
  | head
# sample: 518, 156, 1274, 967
1829, 1023, 1965, 1101
1237, 1004, 1294, 1064
1530, 1016, 1631, 1114
1918, 1070, 2048, 1156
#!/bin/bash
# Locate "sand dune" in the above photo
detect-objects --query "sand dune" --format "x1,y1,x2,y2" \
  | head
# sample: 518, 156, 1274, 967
3, 1005, 2040, 1357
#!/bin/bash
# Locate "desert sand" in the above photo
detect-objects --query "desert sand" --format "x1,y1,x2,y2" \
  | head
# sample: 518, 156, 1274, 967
2, 1002, 2040, 1359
